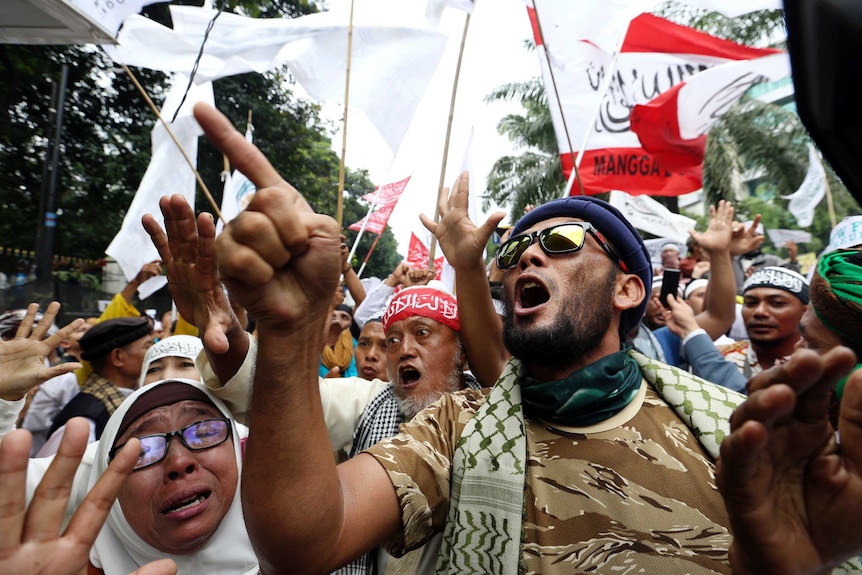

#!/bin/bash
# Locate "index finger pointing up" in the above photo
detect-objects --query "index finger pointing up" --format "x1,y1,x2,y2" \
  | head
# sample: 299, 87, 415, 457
193, 102, 283, 190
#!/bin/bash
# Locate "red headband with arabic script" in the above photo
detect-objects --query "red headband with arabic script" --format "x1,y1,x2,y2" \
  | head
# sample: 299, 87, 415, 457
382, 286, 460, 333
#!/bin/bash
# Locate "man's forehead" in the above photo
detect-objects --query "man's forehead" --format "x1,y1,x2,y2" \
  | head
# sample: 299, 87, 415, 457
743, 287, 799, 300
385, 314, 449, 334
360, 322, 385, 337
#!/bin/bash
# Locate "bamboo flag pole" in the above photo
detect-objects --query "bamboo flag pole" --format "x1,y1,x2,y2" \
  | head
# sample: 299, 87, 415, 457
530, 0, 583, 197
428, 12, 472, 267
357, 232, 383, 278
121, 64, 224, 222
336, 0, 357, 229
824, 170, 837, 229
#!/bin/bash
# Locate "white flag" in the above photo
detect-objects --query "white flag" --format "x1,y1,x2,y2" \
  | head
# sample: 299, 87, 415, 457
105, 3, 447, 154
631, 52, 789, 170
781, 143, 826, 228
106, 76, 214, 299
426, 0, 475, 27
608, 191, 696, 243
69, 0, 162, 37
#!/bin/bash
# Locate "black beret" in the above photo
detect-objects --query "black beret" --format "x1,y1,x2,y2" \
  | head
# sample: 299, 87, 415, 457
80, 316, 153, 361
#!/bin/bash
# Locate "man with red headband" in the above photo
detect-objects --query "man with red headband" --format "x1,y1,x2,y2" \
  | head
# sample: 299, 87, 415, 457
336, 285, 480, 575
200, 103, 862, 575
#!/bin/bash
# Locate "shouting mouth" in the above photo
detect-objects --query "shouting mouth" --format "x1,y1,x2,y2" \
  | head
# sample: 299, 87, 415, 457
399, 365, 421, 388
516, 277, 550, 314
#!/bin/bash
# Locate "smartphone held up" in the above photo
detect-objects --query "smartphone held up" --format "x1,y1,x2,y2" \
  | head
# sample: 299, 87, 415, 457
659, 269, 681, 309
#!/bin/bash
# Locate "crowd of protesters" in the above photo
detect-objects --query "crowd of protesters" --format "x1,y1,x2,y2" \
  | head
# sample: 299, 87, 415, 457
1, 102, 862, 575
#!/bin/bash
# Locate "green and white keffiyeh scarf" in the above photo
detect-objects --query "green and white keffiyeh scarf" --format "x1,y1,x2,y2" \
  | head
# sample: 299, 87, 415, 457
435, 349, 747, 575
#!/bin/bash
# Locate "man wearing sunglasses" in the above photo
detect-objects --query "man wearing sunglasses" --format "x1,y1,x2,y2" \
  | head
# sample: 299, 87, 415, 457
203, 96, 757, 575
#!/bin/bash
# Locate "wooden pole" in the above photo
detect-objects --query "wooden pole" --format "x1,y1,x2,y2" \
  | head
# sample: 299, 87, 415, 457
121, 65, 224, 222
357, 232, 382, 278
825, 172, 837, 229
336, 0, 356, 229
428, 12, 471, 266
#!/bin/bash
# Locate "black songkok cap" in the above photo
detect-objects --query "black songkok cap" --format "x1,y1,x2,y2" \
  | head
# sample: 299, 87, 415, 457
80, 316, 153, 361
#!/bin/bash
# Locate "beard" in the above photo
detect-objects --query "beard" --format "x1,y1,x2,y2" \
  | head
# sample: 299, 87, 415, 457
503, 269, 616, 369
394, 364, 463, 420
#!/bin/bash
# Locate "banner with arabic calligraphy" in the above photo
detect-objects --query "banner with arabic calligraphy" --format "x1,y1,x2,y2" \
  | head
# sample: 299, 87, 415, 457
528, 7, 777, 196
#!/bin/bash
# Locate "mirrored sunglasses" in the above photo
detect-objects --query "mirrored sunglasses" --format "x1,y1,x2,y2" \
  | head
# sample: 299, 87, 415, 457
496, 222, 626, 271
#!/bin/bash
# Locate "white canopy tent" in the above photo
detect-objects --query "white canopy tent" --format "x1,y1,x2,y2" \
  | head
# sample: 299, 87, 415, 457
0, 0, 114, 44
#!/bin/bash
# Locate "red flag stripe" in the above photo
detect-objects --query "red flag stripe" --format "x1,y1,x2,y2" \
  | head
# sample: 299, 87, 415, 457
562, 148, 702, 197
622, 14, 781, 59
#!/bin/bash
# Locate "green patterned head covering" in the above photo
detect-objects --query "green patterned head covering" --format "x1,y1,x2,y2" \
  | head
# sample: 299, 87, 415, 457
810, 248, 862, 350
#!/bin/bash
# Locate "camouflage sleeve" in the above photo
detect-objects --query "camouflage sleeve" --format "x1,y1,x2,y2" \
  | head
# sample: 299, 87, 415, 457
364, 388, 489, 556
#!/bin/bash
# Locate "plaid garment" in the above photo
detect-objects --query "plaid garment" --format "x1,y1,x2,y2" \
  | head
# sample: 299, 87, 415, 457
80, 372, 128, 415
334, 374, 481, 575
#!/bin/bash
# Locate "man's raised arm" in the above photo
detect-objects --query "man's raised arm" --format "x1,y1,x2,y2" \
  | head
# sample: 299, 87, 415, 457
199, 103, 400, 574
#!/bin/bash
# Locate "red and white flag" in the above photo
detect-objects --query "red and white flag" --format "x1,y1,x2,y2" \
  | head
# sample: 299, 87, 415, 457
529, 5, 778, 196
348, 203, 396, 236
406, 232, 444, 280
361, 176, 411, 207
630, 52, 789, 171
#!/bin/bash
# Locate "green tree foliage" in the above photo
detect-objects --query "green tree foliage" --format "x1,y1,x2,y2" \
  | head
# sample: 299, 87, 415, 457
0, 0, 401, 280
0, 45, 166, 261
483, 76, 565, 223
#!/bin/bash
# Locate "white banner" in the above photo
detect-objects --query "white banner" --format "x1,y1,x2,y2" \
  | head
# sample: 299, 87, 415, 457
608, 190, 696, 243
766, 229, 812, 247
781, 143, 826, 228
106, 76, 214, 299
824, 216, 862, 253
528, 4, 777, 196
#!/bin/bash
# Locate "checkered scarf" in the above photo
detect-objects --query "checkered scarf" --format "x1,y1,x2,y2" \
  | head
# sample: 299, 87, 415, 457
350, 373, 481, 458
80, 371, 127, 417
436, 350, 747, 575
335, 373, 480, 575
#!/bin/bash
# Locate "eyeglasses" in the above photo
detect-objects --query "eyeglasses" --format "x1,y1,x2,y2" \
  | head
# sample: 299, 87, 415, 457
495, 222, 627, 271
109, 418, 232, 471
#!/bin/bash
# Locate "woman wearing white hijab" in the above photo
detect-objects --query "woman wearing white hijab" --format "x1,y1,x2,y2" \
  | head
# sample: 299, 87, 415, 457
87, 378, 258, 575
138, 335, 204, 387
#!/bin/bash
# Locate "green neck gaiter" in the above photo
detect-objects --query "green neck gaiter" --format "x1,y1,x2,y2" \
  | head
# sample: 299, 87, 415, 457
521, 349, 642, 427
